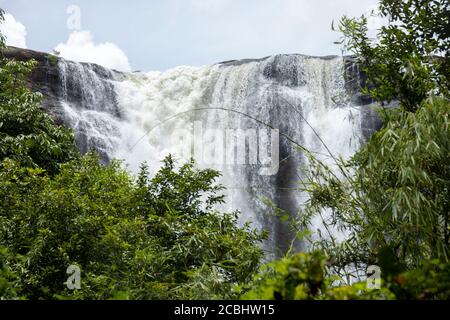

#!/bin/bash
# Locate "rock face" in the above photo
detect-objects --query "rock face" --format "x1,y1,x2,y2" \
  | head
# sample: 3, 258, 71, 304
3, 46, 62, 120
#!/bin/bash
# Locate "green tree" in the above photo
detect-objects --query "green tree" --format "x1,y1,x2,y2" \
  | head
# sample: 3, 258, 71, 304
0, 155, 264, 299
0, 245, 24, 299
241, 251, 449, 300
296, 98, 449, 278
292, 0, 450, 283
0, 9, 78, 175
335, 0, 449, 112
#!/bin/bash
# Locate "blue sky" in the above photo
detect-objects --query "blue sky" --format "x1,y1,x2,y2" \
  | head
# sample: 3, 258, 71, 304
0, 0, 379, 71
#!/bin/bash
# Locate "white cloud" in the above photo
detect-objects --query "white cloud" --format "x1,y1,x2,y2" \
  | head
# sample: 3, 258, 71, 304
1, 13, 27, 48
55, 30, 131, 72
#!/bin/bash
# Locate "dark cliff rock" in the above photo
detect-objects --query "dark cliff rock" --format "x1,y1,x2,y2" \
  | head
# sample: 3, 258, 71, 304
2, 46, 62, 121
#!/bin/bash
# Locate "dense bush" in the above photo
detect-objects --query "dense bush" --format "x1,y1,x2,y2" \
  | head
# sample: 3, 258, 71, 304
0, 49, 79, 175
0, 246, 24, 299
241, 252, 449, 300
0, 154, 265, 299
295, 98, 449, 277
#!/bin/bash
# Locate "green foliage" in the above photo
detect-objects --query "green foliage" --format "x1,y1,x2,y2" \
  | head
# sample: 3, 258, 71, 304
388, 259, 450, 299
136, 156, 226, 219
354, 98, 450, 263
295, 98, 449, 279
0, 154, 264, 300
241, 252, 395, 300
286, 0, 450, 290
241, 251, 449, 300
0, 49, 79, 175
47, 54, 58, 67
130, 156, 265, 299
335, 0, 449, 112
242, 251, 329, 300
0, 245, 24, 300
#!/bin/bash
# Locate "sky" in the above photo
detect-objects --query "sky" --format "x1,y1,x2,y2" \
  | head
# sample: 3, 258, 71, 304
0, 0, 380, 72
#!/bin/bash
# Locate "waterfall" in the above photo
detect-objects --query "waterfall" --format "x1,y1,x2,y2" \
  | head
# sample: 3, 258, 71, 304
56, 54, 377, 257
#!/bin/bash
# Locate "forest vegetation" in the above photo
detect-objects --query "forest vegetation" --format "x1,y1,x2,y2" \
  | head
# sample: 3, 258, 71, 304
0, 0, 449, 300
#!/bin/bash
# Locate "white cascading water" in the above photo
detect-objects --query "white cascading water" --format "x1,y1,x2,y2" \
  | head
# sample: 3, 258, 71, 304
57, 55, 368, 257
